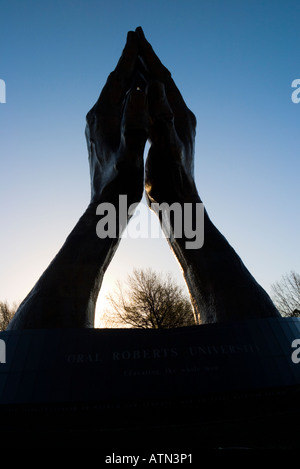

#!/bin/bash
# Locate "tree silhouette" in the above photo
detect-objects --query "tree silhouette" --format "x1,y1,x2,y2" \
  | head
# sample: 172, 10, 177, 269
104, 268, 196, 329
271, 271, 300, 317
0, 301, 18, 331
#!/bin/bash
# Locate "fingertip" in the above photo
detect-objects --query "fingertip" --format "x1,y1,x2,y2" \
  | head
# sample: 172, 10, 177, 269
126, 30, 137, 45
135, 26, 145, 37
135, 26, 149, 48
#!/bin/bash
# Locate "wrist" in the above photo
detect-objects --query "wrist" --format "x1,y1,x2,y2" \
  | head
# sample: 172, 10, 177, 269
91, 163, 144, 207
149, 193, 204, 251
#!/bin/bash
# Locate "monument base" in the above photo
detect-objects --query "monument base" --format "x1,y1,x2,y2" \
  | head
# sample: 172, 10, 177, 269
1, 317, 300, 449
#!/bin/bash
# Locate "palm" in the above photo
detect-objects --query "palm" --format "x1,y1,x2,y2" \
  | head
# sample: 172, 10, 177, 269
145, 85, 197, 205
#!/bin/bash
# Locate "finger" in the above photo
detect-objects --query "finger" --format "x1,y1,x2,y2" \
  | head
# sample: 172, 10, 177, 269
135, 27, 170, 80
135, 27, 195, 140
135, 27, 186, 110
137, 55, 150, 83
94, 31, 140, 111
114, 31, 139, 83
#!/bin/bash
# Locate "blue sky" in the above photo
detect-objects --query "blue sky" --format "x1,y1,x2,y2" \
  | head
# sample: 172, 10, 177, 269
0, 0, 299, 326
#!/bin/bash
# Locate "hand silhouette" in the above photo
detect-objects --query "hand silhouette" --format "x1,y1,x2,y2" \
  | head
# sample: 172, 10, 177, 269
85, 31, 149, 206
135, 27, 198, 206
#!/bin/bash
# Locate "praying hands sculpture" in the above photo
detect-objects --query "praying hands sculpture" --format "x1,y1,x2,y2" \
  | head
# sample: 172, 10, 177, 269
7, 27, 280, 330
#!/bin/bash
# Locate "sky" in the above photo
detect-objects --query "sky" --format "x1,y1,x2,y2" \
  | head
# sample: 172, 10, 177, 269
0, 0, 299, 327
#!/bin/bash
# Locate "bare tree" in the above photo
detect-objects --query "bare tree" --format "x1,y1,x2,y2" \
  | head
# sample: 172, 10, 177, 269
104, 268, 196, 329
0, 301, 18, 331
270, 271, 300, 317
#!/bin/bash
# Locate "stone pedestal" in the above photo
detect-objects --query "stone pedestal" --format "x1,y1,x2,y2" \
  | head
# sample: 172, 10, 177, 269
0, 317, 300, 449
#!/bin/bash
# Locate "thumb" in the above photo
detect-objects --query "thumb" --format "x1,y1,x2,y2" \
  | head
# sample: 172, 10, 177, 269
147, 80, 177, 146
121, 88, 149, 161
